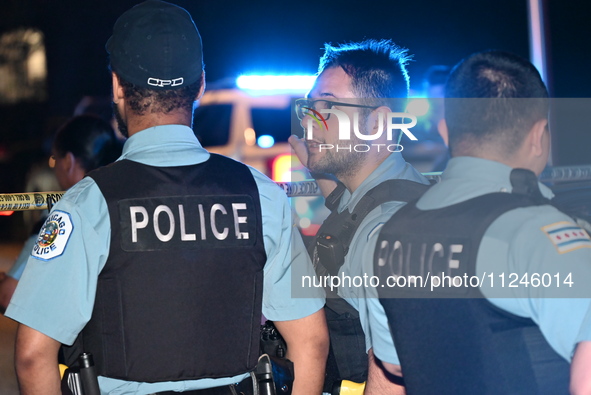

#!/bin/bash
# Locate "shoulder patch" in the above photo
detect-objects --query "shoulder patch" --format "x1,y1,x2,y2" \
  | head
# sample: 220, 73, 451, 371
31, 210, 74, 260
541, 221, 591, 254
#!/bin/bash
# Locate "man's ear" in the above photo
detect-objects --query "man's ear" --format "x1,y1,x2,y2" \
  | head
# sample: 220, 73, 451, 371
112, 72, 125, 104
195, 72, 206, 101
367, 106, 391, 137
437, 119, 449, 146
64, 152, 76, 175
528, 119, 549, 157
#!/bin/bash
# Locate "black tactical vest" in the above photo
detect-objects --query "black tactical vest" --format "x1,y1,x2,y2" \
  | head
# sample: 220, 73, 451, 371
81, 154, 266, 383
310, 179, 430, 391
375, 169, 570, 394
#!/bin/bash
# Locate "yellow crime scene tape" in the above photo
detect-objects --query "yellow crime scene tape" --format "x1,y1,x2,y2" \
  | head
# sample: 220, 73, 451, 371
0, 191, 66, 212
0, 182, 323, 212
2, 164, 591, 212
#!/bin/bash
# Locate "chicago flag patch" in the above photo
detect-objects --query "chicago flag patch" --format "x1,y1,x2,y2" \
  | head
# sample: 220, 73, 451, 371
541, 221, 591, 254
31, 210, 73, 260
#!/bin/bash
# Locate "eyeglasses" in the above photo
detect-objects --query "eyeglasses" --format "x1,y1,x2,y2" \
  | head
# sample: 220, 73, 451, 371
295, 98, 379, 121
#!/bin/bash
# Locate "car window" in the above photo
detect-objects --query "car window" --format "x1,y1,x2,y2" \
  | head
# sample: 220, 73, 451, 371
251, 107, 296, 143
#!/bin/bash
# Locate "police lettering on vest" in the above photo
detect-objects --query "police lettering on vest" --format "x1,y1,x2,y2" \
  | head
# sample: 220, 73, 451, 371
120, 195, 256, 251
81, 155, 267, 382
375, 235, 471, 297
375, 172, 571, 394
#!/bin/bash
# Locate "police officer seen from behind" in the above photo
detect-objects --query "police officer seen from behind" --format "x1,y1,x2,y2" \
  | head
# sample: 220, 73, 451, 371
289, 40, 429, 394
373, 50, 591, 394
6, 1, 328, 394
0, 114, 122, 312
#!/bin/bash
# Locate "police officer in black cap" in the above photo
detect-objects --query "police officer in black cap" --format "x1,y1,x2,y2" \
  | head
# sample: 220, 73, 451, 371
7, 1, 328, 394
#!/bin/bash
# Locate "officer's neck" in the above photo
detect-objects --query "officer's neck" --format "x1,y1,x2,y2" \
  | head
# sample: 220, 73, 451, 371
339, 152, 391, 193
457, 151, 541, 177
453, 121, 547, 176
126, 109, 193, 137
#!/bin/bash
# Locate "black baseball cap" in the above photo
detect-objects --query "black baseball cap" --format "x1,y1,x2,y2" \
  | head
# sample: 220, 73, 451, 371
106, 0, 203, 90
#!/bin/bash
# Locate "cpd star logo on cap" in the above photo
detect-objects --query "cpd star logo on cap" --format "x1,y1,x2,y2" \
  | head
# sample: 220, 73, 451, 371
32, 210, 74, 261
105, 0, 203, 90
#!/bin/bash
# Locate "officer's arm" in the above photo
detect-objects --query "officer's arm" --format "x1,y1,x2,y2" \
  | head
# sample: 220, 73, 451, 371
0, 273, 18, 312
15, 324, 62, 395
571, 341, 591, 395
365, 349, 405, 395
274, 308, 329, 395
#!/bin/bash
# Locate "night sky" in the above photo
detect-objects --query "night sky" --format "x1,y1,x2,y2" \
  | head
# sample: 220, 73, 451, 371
1, 0, 579, 106
2, 1, 589, 105
1, 0, 589, 153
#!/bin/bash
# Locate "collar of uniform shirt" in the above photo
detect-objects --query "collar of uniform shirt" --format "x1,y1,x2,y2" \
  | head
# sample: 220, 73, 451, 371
119, 125, 209, 167
416, 156, 554, 210
337, 151, 427, 213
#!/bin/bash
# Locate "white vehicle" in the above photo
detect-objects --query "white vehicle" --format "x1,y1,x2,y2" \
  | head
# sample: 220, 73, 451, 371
194, 82, 329, 237
194, 82, 305, 177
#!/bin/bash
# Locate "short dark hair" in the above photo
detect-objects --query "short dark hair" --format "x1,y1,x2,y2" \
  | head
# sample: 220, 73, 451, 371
115, 71, 203, 117
444, 50, 548, 155
318, 39, 411, 108
53, 115, 122, 172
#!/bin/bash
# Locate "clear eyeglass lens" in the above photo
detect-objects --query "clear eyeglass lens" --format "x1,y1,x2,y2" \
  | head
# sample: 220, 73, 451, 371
297, 100, 311, 119
315, 100, 330, 111
296, 99, 334, 119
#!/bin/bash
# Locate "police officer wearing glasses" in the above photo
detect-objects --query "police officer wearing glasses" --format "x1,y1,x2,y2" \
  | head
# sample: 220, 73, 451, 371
289, 40, 429, 394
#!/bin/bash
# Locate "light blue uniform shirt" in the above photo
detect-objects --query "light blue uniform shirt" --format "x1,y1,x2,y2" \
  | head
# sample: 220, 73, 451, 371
6, 125, 324, 395
369, 156, 591, 365
334, 152, 429, 358
7, 234, 38, 280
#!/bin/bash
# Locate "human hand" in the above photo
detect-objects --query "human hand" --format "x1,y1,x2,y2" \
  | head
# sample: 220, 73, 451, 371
289, 134, 337, 197
288, 135, 308, 169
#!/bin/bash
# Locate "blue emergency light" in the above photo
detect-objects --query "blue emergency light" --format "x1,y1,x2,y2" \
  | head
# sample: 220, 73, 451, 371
236, 75, 315, 92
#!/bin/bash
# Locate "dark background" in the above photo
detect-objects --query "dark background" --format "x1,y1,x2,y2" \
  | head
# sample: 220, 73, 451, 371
0, 0, 540, 114
2, 1, 588, 103
0, 0, 590, 239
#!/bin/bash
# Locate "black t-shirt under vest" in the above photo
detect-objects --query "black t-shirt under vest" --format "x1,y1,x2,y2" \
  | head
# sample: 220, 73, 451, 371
374, 169, 570, 394
82, 154, 266, 383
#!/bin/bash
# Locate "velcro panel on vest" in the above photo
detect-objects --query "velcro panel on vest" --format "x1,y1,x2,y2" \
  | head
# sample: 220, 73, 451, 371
375, 193, 541, 298
86, 154, 266, 383
375, 191, 570, 394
